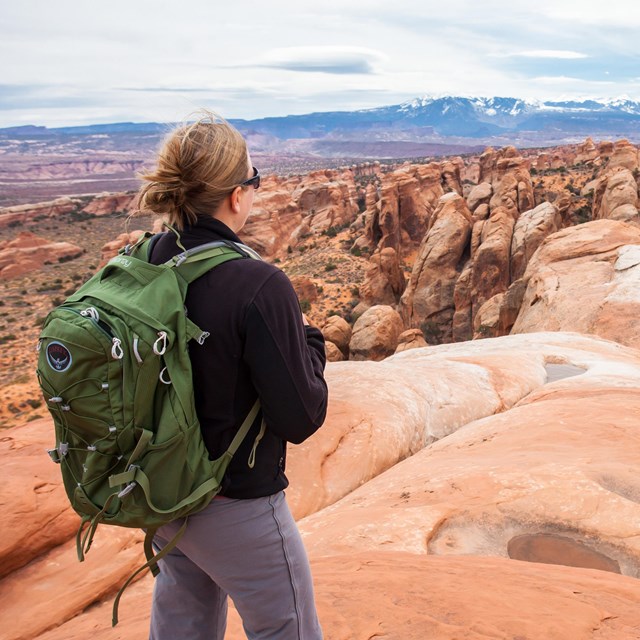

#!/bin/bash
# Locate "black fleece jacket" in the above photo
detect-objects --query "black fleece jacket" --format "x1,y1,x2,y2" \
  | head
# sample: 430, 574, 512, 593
150, 217, 328, 498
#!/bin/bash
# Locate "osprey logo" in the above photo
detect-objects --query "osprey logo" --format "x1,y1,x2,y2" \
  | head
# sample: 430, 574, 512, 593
112, 256, 132, 268
46, 342, 72, 372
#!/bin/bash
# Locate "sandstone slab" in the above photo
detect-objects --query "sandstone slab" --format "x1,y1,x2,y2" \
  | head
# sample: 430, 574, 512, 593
512, 219, 640, 348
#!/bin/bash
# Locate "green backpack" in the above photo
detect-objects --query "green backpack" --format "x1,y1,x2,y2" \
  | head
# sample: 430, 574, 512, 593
37, 230, 262, 625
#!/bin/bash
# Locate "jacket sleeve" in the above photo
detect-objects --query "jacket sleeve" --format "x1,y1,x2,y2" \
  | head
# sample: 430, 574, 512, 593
242, 269, 328, 444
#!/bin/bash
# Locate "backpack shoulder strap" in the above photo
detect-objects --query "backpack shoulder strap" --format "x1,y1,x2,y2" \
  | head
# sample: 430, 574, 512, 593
169, 240, 262, 284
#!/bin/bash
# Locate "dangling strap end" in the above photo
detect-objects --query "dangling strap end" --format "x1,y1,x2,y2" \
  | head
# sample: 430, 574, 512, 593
75, 516, 91, 562
143, 528, 161, 577
112, 520, 188, 626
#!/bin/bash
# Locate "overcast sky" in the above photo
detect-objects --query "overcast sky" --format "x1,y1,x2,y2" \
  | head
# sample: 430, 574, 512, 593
1, 0, 639, 127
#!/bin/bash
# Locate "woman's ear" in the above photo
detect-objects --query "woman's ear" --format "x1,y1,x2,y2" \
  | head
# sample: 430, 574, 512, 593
230, 186, 242, 213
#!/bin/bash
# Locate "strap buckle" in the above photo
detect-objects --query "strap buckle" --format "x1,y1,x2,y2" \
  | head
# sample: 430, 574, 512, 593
117, 482, 138, 498
47, 442, 69, 463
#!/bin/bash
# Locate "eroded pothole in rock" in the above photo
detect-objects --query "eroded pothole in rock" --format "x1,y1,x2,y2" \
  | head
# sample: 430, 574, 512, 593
544, 363, 587, 383
507, 533, 621, 573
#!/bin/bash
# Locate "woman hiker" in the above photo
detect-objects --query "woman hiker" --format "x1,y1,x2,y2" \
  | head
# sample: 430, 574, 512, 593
138, 111, 328, 640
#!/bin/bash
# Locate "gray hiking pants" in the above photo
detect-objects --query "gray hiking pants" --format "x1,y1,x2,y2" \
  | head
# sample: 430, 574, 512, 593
149, 491, 322, 640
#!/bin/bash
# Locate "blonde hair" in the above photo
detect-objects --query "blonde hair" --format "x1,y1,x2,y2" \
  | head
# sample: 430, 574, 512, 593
137, 111, 249, 229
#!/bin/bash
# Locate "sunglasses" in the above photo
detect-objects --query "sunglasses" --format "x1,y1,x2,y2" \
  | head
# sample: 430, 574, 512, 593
239, 166, 260, 190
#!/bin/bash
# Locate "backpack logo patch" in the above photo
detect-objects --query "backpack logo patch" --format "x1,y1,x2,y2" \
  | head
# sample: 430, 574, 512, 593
46, 341, 72, 372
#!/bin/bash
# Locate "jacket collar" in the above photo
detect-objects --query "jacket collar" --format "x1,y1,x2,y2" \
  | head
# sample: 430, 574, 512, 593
179, 215, 243, 246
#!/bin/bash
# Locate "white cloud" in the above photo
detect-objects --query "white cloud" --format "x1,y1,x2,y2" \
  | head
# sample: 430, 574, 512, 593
532, 76, 615, 86
257, 46, 387, 75
498, 50, 589, 59
0, 0, 639, 126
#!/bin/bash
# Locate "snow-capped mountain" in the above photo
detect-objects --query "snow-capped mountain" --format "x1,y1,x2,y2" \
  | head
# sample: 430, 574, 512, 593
3, 96, 640, 160
230, 95, 640, 143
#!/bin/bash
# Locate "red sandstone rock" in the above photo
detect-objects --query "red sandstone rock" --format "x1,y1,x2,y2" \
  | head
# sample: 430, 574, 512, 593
604, 139, 639, 173
452, 260, 473, 341
81, 192, 135, 216
321, 315, 351, 357
301, 335, 640, 580
99, 229, 147, 265
512, 219, 640, 348
472, 278, 526, 339
574, 137, 599, 165
592, 168, 639, 221
440, 159, 463, 195
348, 305, 404, 361
324, 341, 344, 362
360, 246, 405, 307
0, 528, 144, 640
479, 146, 534, 219
466, 181, 492, 212
38, 552, 640, 640
4, 231, 50, 249
240, 171, 359, 258
292, 172, 358, 233
510, 202, 563, 281
394, 328, 428, 352
55, 334, 640, 638
362, 162, 448, 257
7, 334, 640, 639
0, 197, 78, 229
400, 193, 473, 339
478, 147, 496, 184
290, 275, 318, 303
0, 418, 78, 579
0, 232, 84, 278
469, 205, 514, 320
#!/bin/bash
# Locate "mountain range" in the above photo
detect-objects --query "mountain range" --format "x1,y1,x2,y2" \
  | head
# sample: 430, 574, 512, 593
2, 96, 640, 160
231, 96, 639, 139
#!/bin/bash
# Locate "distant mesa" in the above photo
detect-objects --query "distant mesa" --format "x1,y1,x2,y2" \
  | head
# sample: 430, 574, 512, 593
0, 231, 83, 278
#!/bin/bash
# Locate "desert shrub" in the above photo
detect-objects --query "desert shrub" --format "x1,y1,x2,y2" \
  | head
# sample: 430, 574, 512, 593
325, 263, 337, 272
574, 205, 591, 224
420, 320, 443, 344
37, 283, 63, 292
58, 251, 84, 263
67, 210, 96, 222
299, 299, 311, 313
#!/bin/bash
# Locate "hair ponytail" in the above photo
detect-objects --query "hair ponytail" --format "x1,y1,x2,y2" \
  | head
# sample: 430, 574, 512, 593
136, 111, 249, 229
